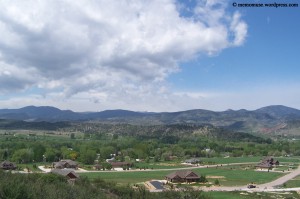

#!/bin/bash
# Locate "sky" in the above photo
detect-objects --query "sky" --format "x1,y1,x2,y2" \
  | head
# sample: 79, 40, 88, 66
0, 0, 299, 112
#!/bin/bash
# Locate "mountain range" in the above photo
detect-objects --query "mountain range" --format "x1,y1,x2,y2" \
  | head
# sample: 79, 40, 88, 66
1, 105, 300, 135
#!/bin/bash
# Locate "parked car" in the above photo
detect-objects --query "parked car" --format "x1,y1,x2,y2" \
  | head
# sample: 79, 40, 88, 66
247, 184, 256, 188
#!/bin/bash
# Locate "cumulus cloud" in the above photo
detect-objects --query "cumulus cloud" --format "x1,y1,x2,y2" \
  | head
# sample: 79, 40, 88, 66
0, 0, 247, 111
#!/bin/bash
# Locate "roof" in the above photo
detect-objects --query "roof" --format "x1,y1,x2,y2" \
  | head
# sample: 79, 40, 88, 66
149, 181, 164, 190
166, 170, 199, 179
185, 158, 201, 163
51, 169, 79, 178
53, 159, 78, 168
110, 162, 131, 167
0, 161, 17, 169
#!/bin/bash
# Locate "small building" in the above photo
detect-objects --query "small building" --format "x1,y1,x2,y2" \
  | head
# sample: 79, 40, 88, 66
185, 158, 201, 164
51, 169, 79, 184
256, 157, 279, 169
110, 162, 132, 168
165, 170, 200, 183
0, 161, 17, 170
53, 159, 78, 169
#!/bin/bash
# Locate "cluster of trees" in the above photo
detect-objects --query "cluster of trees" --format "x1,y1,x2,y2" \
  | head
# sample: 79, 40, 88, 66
0, 171, 210, 199
0, 129, 299, 166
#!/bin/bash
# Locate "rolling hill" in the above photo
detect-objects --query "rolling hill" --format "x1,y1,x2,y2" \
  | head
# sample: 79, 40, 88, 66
0, 105, 300, 135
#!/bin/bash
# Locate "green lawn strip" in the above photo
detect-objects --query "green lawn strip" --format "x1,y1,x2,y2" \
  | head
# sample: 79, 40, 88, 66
200, 157, 262, 164
276, 157, 300, 163
80, 170, 172, 184
134, 162, 189, 169
200, 156, 300, 165
282, 175, 300, 188
80, 167, 284, 186
207, 191, 298, 199
192, 167, 284, 186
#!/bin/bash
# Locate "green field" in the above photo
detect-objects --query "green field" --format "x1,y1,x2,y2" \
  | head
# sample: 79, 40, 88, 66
134, 162, 188, 169
200, 156, 262, 164
80, 166, 284, 186
200, 156, 300, 164
283, 175, 300, 188
207, 191, 300, 199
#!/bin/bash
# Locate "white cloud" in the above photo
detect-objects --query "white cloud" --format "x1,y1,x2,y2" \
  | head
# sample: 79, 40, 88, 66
0, 0, 248, 111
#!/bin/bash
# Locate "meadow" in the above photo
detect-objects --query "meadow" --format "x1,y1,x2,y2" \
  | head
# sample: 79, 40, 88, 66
80, 165, 285, 186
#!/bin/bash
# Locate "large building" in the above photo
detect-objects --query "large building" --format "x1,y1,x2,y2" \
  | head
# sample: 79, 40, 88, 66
165, 170, 200, 183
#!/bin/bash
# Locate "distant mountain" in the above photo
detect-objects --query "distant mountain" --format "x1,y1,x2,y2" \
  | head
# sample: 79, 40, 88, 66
0, 106, 79, 121
255, 105, 300, 119
1, 105, 300, 135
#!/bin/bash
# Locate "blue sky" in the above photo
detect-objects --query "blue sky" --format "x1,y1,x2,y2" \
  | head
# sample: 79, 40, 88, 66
171, 2, 300, 91
0, 0, 299, 112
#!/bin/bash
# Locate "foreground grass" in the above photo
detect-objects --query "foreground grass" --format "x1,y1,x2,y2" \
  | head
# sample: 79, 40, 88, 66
207, 191, 299, 199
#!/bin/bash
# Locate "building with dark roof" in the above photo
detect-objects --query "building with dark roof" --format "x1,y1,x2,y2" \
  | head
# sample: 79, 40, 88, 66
256, 157, 279, 169
165, 170, 200, 183
53, 159, 78, 169
0, 161, 17, 170
51, 169, 79, 184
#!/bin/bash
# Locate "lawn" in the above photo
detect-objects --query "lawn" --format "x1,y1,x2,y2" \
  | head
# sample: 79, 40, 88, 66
134, 162, 189, 169
200, 156, 300, 165
193, 166, 284, 186
200, 156, 262, 164
283, 175, 300, 188
207, 191, 299, 199
80, 166, 284, 186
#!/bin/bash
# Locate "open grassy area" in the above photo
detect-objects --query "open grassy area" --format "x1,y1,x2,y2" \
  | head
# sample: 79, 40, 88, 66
134, 162, 189, 169
80, 166, 284, 186
200, 156, 300, 165
200, 156, 262, 164
207, 191, 299, 199
283, 175, 300, 188
194, 166, 284, 186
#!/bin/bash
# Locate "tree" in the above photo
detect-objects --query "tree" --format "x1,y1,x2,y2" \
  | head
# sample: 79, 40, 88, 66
199, 175, 208, 183
12, 149, 34, 163
80, 149, 96, 165
214, 179, 220, 186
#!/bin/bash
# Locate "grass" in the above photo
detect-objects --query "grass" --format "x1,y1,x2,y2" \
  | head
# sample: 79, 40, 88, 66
200, 156, 300, 165
80, 165, 284, 186
193, 166, 284, 186
134, 162, 188, 169
282, 175, 300, 188
207, 191, 299, 199
200, 156, 262, 164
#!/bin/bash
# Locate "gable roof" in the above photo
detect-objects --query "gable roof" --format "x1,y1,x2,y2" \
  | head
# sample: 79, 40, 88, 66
166, 170, 199, 179
51, 169, 79, 179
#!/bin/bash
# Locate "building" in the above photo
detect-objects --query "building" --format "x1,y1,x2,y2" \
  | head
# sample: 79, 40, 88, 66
165, 170, 200, 183
256, 157, 279, 169
110, 162, 132, 168
51, 169, 79, 184
53, 159, 78, 169
185, 158, 201, 164
0, 161, 17, 170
